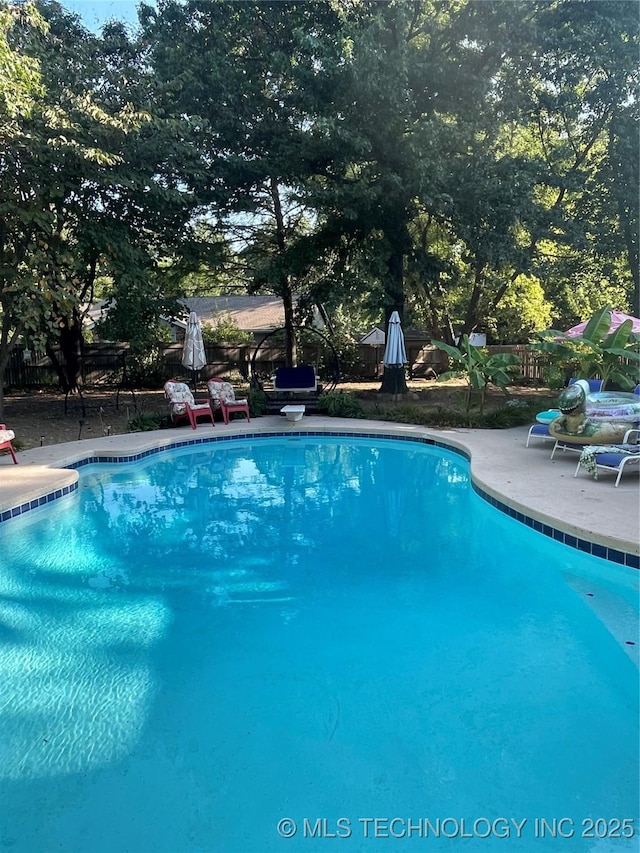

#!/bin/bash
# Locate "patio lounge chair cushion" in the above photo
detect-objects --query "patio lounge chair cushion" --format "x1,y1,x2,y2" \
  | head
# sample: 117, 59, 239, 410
206, 379, 250, 425
274, 366, 317, 392
164, 380, 214, 430
579, 443, 639, 474
568, 377, 604, 393
526, 423, 555, 447
0, 425, 18, 464
576, 429, 640, 486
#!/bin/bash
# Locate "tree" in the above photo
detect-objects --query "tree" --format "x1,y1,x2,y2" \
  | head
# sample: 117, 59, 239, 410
139, 0, 638, 387
495, 0, 640, 327
0, 1, 44, 119
300, 1, 546, 387
140, 0, 349, 368
485, 275, 552, 344
0, 0, 86, 413
604, 103, 639, 316
6, 0, 635, 417
0, 1, 212, 414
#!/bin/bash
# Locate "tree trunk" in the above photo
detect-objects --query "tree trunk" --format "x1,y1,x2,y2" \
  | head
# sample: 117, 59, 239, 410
0, 358, 7, 421
458, 258, 485, 338
379, 240, 408, 395
46, 338, 70, 393
270, 176, 297, 367
0, 305, 23, 420
282, 284, 297, 367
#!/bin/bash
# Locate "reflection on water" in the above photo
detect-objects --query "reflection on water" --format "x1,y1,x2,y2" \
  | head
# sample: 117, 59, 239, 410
0, 438, 471, 781
0, 436, 636, 853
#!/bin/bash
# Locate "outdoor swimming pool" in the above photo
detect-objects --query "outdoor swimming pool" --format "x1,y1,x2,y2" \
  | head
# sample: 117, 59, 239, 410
0, 435, 638, 852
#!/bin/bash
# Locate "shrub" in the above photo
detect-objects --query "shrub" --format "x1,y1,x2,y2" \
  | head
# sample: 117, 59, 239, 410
201, 317, 252, 344
432, 336, 522, 414
126, 344, 169, 389
362, 396, 551, 430
371, 403, 474, 428
247, 387, 268, 417
480, 400, 543, 429
541, 365, 566, 390
317, 391, 365, 418
127, 412, 165, 432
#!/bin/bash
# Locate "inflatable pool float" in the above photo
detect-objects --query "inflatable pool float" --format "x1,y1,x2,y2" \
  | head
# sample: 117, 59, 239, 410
548, 381, 640, 445
536, 409, 560, 424
584, 392, 640, 422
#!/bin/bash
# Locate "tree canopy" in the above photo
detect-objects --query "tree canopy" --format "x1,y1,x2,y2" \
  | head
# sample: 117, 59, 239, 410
0, 0, 637, 409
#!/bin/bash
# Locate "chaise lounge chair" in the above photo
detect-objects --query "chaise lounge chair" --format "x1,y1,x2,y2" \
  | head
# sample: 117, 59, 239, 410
206, 379, 250, 425
574, 428, 640, 487
550, 381, 640, 460
0, 424, 18, 463
526, 378, 604, 450
164, 380, 215, 430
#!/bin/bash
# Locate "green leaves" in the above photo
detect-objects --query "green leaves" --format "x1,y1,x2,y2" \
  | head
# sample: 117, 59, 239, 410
0, 0, 208, 416
1, 0, 638, 419
433, 335, 522, 414
581, 305, 618, 344
533, 306, 640, 390
0, 2, 47, 121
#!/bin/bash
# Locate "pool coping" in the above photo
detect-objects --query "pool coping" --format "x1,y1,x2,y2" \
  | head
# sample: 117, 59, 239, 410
1, 417, 638, 568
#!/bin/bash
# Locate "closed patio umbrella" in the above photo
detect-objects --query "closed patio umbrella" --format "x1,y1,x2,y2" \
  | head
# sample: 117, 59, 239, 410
182, 312, 206, 390
382, 310, 408, 397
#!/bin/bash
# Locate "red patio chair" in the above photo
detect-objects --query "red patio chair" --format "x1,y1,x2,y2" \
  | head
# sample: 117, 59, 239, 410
164, 380, 215, 430
207, 379, 251, 425
0, 424, 18, 463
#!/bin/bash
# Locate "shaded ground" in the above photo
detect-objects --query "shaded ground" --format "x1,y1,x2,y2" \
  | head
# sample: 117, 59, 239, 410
2, 387, 167, 451
2, 380, 557, 452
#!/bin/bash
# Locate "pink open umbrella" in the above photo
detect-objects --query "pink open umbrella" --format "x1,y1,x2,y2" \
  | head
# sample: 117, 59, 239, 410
565, 310, 640, 338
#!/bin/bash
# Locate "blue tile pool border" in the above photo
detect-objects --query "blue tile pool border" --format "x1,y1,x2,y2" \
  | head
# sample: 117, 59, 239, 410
1, 429, 638, 570
0, 481, 78, 524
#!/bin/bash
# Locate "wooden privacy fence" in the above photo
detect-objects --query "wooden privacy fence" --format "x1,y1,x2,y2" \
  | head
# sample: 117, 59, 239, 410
4, 341, 547, 389
485, 345, 548, 383
3, 342, 280, 388
5, 343, 130, 388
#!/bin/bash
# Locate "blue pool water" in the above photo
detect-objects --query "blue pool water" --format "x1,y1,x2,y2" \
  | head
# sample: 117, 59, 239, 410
0, 436, 638, 852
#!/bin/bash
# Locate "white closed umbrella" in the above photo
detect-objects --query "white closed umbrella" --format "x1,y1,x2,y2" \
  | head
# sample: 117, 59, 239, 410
383, 311, 407, 367
182, 312, 206, 390
382, 310, 407, 397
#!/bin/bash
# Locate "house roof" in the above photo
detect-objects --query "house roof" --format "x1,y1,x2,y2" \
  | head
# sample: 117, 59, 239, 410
179, 296, 291, 333
360, 327, 385, 345
360, 324, 433, 344
82, 299, 108, 329
84, 294, 323, 337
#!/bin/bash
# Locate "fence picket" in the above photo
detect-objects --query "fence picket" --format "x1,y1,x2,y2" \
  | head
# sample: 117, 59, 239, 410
3, 341, 546, 389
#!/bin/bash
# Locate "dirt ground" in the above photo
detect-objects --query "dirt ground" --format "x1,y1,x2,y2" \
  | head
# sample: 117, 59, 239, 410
1, 387, 168, 451
1, 379, 556, 452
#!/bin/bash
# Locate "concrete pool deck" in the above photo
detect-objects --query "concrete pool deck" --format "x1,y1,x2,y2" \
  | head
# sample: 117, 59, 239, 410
1, 416, 638, 562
